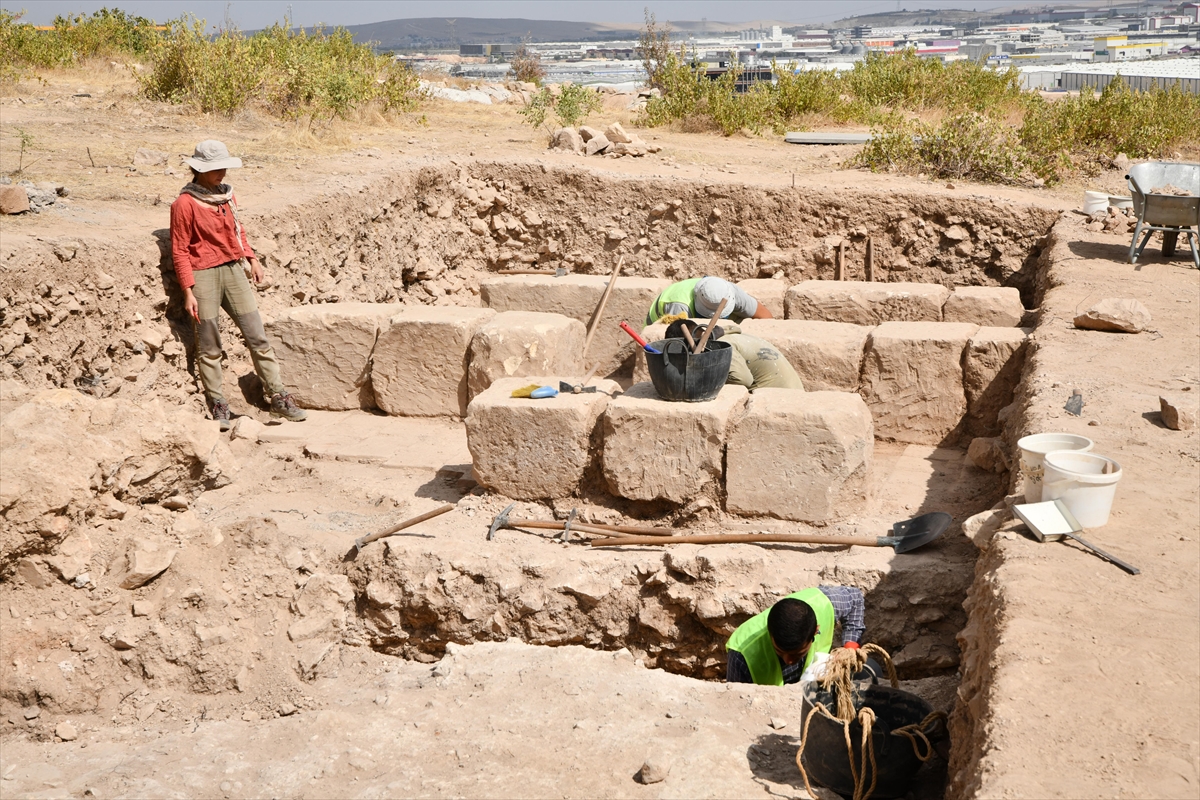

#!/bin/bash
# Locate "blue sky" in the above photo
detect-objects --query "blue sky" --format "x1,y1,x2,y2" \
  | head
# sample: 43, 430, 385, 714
6, 1, 1018, 29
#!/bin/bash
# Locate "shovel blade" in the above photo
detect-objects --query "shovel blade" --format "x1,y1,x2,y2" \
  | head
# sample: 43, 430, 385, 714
890, 511, 953, 553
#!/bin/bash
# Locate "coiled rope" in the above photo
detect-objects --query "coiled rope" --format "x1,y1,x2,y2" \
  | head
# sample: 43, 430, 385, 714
795, 644, 947, 800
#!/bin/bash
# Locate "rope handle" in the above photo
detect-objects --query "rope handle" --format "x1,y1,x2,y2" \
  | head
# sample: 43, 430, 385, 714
891, 710, 948, 762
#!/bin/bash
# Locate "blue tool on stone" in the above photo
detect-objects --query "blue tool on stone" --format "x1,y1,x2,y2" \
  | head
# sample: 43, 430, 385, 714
530, 386, 558, 399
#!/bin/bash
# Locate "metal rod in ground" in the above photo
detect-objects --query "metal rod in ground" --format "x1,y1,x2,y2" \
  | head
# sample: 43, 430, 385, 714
836, 242, 845, 280
590, 532, 880, 548
355, 503, 455, 551
866, 238, 874, 282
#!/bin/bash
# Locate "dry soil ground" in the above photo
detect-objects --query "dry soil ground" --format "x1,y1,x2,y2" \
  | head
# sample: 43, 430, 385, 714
1, 67, 1198, 800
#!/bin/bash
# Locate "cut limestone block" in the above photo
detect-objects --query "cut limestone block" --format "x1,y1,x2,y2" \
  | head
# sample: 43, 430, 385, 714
466, 376, 621, 500
943, 287, 1024, 327
601, 383, 748, 503
467, 311, 586, 399
739, 320, 871, 392
860, 322, 979, 444
372, 307, 496, 417
480, 275, 669, 376
785, 281, 949, 325
266, 303, 403, 410
726, 390, 873, 522
736, 279, 787, 319
963, 327, 1030, 437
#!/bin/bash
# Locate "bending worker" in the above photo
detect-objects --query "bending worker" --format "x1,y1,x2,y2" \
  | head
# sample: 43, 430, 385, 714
726, 586, 865, 685
646, 276, 773, 325
665, 319, 803, 391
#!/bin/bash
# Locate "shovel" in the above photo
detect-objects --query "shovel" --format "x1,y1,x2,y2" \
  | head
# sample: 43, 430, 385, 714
589, 512, 953, 551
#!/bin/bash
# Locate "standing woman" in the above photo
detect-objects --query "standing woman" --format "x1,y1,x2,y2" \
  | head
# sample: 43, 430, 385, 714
170, 140, 306, 431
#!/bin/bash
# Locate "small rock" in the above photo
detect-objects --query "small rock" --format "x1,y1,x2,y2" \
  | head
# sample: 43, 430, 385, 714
132, 600, 154, 617
967, 437, 1008, 473
241, 710, 260, 722
132, 148, 168, 166
605, 229, 627, 242
585, 134, 611, 156
115, 539, 176, 589
638, 755, 671, 784
962, 507, 1009, 551
770, 717, 787, 730
0, 185, 30, 214
551, 127, 583, 154
278, 702, 298, 717
578, 125, 602, 143
94, 271, 115, 291
16, 558, 49, 589
161, 495, 189, 511
1160, 394, 1197, 431
230, 416, 264, 441
1073, 298, 1152, 333
23, 706, 40, 720
604, 122, 633, 144
55, 721, 78, 741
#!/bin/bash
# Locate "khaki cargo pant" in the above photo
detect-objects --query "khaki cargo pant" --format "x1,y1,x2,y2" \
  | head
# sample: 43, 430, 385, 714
192, 262, 283, 404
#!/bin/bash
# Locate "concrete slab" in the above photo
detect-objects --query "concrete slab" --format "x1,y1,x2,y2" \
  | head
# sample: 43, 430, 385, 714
726, 389, 873, 523
601, 383, 748, 503
372, 307, 496, 417
265, 303, 403, 410
467, 311, 586, 399
465, 376, 621, 500
480, 274, 669, 377
739, 319, 872, 392
861, 321, 979, 445
785, 281, 948, 325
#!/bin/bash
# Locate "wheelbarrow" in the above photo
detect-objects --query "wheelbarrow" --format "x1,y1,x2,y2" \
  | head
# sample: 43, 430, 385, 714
1126, 161, 1200, 268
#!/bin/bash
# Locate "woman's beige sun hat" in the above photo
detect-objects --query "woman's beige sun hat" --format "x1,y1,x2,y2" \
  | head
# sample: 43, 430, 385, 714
184, 140, 243, 172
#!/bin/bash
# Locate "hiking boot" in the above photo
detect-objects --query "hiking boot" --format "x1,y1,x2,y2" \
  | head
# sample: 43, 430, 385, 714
209, 398, 232, 432
270, 391, 307, 422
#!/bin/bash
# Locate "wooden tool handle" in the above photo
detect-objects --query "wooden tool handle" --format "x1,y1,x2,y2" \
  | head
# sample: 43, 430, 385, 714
681, 327, 697, 352
357, 503, 455, 547
589, 532, 880, 548
694, 298, 727, 353
583, 256, 623, 360
509, 519, 675, 538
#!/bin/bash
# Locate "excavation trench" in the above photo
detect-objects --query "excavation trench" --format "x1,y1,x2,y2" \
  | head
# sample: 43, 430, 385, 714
2, 161, 1058, 792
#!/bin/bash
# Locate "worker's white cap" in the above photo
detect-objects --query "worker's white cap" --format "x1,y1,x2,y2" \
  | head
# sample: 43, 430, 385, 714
693, 277, 737, 319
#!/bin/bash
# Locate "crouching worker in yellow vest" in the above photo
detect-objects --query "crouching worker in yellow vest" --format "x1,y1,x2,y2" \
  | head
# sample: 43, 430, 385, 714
646, 276, 774, 325
726, 586, 876, 685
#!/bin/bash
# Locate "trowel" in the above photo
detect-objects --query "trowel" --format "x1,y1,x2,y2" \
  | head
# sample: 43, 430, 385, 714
590, 512, 954, 551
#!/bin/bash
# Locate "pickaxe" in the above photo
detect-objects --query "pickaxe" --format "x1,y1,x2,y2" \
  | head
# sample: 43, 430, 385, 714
354, 503, 455, 552
486, 503, 674, 541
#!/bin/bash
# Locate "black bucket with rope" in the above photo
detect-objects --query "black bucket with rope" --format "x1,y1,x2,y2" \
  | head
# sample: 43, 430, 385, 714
797, 644, 948, 800
644, 338, 732, 402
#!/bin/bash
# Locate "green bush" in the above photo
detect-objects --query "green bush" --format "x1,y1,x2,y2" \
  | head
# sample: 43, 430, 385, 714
0, 7, 164, 82
139, 17, 424, 118
518, 83, 602, 138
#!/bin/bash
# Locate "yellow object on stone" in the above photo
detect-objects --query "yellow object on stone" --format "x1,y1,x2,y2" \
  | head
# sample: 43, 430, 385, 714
510, 384, 542, 398
658, 312, 689, 326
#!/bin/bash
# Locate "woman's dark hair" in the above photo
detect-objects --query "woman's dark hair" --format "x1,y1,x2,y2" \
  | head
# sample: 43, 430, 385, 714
767, 598, 817, 652
189, 168, 201, 181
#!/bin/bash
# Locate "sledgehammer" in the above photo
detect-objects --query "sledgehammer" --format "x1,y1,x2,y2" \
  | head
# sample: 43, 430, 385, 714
354, 503, 455, 552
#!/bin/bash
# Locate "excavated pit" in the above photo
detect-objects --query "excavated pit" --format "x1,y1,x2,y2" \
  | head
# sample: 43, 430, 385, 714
1, 162, 1058, 795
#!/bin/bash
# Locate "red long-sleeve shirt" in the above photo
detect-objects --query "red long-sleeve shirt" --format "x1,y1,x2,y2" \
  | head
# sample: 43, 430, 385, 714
169, 193, 255, 290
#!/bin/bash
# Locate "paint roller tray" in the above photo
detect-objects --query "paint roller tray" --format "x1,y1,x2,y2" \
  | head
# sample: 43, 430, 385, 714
1013, 499, 1083, 543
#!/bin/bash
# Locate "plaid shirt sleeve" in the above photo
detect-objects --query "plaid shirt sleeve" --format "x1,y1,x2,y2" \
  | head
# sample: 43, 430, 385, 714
726, 650, 754, 683
819, 585, 866, 645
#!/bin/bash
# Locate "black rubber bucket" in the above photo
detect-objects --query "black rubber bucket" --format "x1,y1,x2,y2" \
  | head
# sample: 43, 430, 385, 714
799, 682, 939, 799
644, 338, 732, 402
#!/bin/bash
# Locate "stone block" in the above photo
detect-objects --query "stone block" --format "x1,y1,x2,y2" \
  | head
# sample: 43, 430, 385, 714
1160, 394, 1197, 431
552, 128, 583, 154
466, 311, 586, 399
785, 281, 949, 325
943, 287, 1024, 327
726, 390, 873, 522
601, 383, 748, 503
372, 307, 495, 417
480, 275, 669, 377
861, 322, 978, 444
266, 303, 402, 410
466, 376, 620, 499
963, 327, 1030, 437
736, 279, 786, 319
0, 185, 30, 215
739, 320, 871, 392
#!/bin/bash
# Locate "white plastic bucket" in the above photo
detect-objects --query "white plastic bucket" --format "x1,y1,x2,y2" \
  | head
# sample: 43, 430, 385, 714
1017, 433, 1094, 502
1083, 190, 1109, 216
1041, 451, 1122, 528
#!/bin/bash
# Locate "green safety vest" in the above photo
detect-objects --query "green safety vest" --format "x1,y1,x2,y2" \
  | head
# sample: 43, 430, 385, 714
646, 278, 701, 325
726, 588, 835, 686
